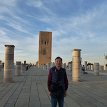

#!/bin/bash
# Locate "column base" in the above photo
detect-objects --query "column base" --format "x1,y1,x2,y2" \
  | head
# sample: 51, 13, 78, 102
4, 78, 15, 83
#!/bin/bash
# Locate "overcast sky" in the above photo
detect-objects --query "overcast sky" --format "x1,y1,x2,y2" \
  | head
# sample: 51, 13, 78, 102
0, 0, 107, 64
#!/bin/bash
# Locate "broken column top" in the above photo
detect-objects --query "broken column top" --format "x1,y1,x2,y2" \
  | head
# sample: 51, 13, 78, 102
5, 45, 15, 47
72, 49, 81, 57
73, 49, 81, 51
39, 31, 52, 33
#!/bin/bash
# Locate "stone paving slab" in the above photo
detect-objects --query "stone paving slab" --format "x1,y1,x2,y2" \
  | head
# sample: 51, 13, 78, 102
0, 67, 107, 107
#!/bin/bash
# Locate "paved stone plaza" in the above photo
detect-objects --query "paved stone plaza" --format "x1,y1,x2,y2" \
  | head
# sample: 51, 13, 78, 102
0, 67, 107, 107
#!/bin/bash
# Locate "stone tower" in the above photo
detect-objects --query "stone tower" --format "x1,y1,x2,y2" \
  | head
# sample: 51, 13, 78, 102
38, 31, 52, 66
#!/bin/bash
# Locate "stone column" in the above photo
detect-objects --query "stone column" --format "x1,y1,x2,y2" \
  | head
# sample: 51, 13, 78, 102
104, 65, 107, 71
89, 65, 91, 71
94, 63, 99, 76
47, 63, 51, 70
68, 63, 72, 71
42, 65, 45, 70
99, 65, 104, 72
50, 62, 53, 68
72, 49, 81, 82
84, 61, 87, 71
91, 65, 94, 71
68, 62, 72, 71
63, 63, 66, 69
15, 61, 21, 76
24, 61, 26, 65
4, 45, 15, 83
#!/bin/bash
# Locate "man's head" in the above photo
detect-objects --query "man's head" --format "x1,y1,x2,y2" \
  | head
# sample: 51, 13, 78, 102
55, 57, 62, 69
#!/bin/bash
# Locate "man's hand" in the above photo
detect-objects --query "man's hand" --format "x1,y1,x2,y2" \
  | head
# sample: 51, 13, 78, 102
64, 91, 67, 97
49, 92, 51, 96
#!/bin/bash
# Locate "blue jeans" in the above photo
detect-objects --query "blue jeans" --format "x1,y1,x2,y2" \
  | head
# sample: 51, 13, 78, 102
51, 96, 64, 107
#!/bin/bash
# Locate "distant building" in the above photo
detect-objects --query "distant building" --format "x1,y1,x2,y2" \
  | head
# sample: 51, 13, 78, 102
38, 31, 52, 66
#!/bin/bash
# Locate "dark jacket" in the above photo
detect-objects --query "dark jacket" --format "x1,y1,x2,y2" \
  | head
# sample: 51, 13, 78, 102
48, 66, 68, 97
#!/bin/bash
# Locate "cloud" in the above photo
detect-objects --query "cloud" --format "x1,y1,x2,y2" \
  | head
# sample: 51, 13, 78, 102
0, 29, 17, 45
0, 0, 107, 64
0, 0, 17, 13
0, 13, 35, 36
7, 21, 32, 34
26, 0, 42, 7
0, 30, 6, 36
0, 0, 34, 35
13, 33, 39, 63
26, 0, 56, 16
0, 0, 16, 7
25, 1, 106, 64
0, 29, 38, 63
34, 1, 107, 41
0, 29, 18, 61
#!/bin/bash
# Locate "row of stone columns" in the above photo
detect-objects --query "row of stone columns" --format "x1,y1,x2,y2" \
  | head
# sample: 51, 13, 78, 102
37, 48, 105, 82
84, 61, 107, 72
37, 62, 55, 70
3, 45, 107, 83
38, 62, 68, 70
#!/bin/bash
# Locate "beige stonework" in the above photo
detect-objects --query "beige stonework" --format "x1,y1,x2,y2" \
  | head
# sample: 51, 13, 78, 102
88, 65, 90, 71
91, 65, 94, 71
47, 63, 51, 70
38, 31, 52, 66
63, 63, 66, 69
72, 49, 81, 82
4, 45, 15, 83
15, 61, 21, 76
99, 65, 104, 72
104, 65, 107, 71
84, 61, 87, 71
68, 62, 72, 71
94, 63, 99, 76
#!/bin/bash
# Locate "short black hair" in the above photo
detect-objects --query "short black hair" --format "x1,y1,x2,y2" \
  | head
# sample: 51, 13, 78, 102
55, 56, 62, 62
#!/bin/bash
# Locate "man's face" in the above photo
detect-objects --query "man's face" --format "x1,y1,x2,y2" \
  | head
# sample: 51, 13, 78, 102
55, 59, 62, 68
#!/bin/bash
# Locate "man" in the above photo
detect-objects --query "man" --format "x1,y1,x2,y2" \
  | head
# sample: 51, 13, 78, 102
48, 57, 68, 107
82, 65, 85, 74
82, 65, 88, 74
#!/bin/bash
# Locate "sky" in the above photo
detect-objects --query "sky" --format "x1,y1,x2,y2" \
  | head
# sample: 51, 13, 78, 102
0, 0, 107, 65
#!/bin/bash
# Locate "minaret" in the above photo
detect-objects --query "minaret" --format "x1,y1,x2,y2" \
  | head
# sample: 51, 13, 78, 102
38, 31, 52, 66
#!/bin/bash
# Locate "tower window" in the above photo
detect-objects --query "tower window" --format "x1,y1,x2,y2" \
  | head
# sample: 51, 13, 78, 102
45, 41, 46, 45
